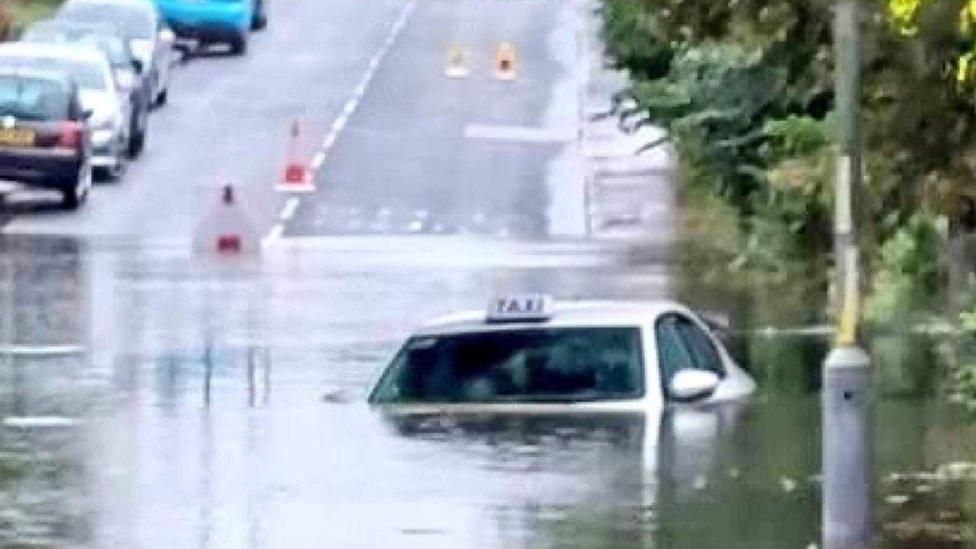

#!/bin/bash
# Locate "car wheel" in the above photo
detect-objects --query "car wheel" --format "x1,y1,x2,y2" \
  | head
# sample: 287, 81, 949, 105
96, 149, 126, 181
128, 116, 147, 158
251, 0, 267, 30
230, 32, 248, 55
62, 162, 91, 210
252, 11, 267, 30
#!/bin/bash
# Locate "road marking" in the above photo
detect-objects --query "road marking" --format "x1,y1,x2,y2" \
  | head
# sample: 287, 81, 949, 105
262, 223, 284, 247
464, 124, 575, 143
0, 344, 85, 356
310, 151, 326, 170
322, 133, 337, 149
280, 197, 300, 221
3, 416, 79, 428
262, 0, 416, 246
332, 113, 348, 133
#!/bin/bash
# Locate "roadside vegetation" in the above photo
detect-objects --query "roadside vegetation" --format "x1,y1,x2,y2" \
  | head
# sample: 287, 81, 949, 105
600, 0, 976, 409
1, 0, 61, 40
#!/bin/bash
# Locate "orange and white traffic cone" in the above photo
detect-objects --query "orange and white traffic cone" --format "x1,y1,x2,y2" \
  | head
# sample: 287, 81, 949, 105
194, 183, 259, 255
444, 42, 469, 78
276, 119, 315, 193
493, 41, 517, 81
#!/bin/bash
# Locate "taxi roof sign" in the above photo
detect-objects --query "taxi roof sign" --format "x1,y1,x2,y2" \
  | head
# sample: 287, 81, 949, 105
487, 294, 553, 323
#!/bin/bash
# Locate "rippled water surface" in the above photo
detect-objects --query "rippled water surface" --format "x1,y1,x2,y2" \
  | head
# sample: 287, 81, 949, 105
0, 235, 972, 548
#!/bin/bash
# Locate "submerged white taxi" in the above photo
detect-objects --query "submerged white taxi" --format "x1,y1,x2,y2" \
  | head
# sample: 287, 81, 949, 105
368, 295, 756, 412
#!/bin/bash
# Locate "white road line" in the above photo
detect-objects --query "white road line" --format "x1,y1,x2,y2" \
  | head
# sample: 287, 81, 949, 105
0, 344, 85, 356
3, 416, 79, 428
280, 197, 300, 221
263, 0, 416, 245
261, 224, 284, 248
322, 133, 337, 149
310, 151, 326, 170
464, 124, 575, 143
332, 114, 348, 133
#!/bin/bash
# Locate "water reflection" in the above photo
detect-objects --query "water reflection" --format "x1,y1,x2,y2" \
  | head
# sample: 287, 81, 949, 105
379, 403, 759, 548
0, 235, 92, 546
0, 234, 974, 546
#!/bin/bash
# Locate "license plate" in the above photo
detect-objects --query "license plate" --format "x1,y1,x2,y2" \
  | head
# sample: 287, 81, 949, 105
0, 128, 35, 147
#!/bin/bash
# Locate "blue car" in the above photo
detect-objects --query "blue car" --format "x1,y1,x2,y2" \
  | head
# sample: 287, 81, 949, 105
153, 0, 266, 55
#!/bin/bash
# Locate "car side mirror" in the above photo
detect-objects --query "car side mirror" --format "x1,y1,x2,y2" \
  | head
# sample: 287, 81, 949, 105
669, 370, 720, 402
131, 58, 144, 74
82, 108, 94, 121
159, 28, 175, 45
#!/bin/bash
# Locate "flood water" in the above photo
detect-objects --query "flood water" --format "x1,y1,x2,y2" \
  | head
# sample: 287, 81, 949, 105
0, 234, 973, 548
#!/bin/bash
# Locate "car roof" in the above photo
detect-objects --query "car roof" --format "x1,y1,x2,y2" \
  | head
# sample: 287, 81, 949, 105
27, 19, 122, 37
0, 42, 108, 65
24, 21, 132, 60
416, 299, 691, 335
62, 0, 156, 13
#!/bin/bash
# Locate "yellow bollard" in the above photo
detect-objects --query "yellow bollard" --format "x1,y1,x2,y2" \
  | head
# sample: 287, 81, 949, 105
493, 41, 517, 81
444, 42, 469, 78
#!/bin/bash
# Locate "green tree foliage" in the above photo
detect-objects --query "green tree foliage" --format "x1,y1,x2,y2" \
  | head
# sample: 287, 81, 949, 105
601, 0, 976, 274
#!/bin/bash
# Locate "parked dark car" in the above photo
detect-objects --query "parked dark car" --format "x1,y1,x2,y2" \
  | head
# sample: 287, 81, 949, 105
0, 68, 92, 209
22, 20, 150, 158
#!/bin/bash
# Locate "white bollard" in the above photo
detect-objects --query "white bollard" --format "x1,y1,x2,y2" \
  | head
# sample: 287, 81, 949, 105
822, 345, 872, 549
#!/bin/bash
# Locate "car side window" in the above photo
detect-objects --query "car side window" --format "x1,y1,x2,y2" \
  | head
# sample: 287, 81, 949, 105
655, 314, 695, 392
656, 313, 726, 399
674, 316, 726, 378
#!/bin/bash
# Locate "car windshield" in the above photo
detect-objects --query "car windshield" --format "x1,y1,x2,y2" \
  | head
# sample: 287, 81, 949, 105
369, 327, 644, 404
0, 56, 106, 92
0, 76, 68, 120
58, 3, 155, 39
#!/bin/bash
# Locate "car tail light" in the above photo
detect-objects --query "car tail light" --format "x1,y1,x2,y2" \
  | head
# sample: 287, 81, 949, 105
57, 122, 82, 148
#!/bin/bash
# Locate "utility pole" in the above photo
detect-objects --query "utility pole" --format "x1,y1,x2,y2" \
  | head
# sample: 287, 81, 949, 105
823, 1, 872, 548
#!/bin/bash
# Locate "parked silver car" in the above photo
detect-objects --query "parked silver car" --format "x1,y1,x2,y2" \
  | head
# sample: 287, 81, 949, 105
21, 20, 152, 159
57, 0, 174, 107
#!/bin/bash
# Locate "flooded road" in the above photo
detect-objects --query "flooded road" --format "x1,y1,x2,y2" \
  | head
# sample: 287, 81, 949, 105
0, 234, 973, 548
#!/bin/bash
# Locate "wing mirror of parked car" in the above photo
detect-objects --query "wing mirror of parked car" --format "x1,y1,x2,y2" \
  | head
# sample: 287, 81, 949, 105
159, 28, 176, 45
669, 370, 720, 402
82, 108, 94, 121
